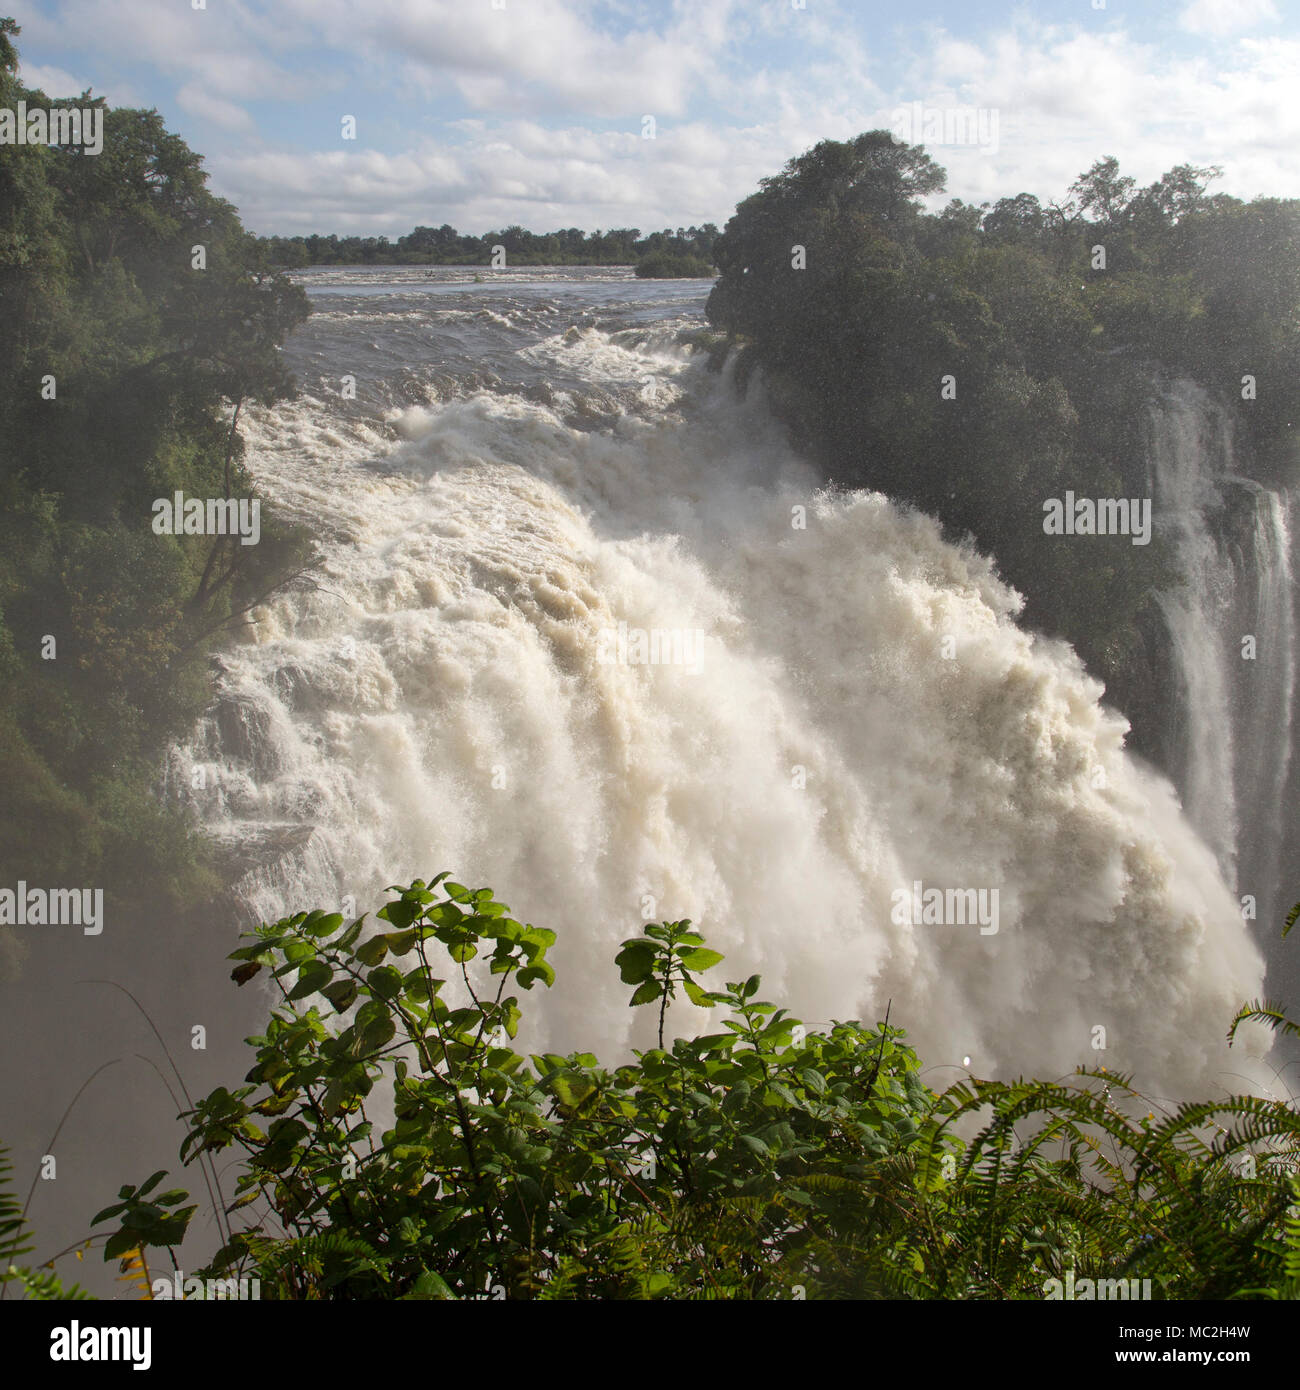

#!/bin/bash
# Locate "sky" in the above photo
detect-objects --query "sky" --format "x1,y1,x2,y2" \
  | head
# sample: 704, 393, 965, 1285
9, 0, 1300, 238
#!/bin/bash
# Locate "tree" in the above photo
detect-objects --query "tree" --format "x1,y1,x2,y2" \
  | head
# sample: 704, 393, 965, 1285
981, 192, 1045, 244
1068, 155, 1137, 224
755, 130, 945, 225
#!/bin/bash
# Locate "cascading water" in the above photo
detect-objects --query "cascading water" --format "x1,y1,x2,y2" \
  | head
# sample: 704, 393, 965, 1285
171, 268, 1277, 1097
1145, 378, 1296, 943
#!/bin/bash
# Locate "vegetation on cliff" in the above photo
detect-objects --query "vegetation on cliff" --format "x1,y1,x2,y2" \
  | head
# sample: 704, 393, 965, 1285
0, 19, 310, 913
3, 878, 1290, 1301
704, 132, 1300, 747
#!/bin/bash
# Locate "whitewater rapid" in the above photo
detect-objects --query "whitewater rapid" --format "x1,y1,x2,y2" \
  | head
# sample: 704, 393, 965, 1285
173, 279, 1273, 1097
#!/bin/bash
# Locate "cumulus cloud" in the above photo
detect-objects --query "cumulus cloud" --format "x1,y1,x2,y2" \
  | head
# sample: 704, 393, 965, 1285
211, 119, 796, 236
890, 20, 1299, 213
276, 0, 736, 119
176, 82, 258, 135
1179, 0, 1279, 39
14, 0, 314, 107
16, 61, 91, 97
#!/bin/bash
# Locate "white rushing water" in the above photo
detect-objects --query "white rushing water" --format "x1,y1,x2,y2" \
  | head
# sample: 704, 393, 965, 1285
172, 285, 1275, 1097
1146, 378, 1296, 931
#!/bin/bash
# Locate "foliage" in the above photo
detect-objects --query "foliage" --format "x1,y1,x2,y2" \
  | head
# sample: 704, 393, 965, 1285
92, 874, 944, 1298
89, 880, 1300, 1300
257, 223, 721, 269
0, 19, 311, 912
634, 252, 715, 278
851, 1071, 1300, 1299
705, 134, 1300, 757
1229, 901, 1300, 1048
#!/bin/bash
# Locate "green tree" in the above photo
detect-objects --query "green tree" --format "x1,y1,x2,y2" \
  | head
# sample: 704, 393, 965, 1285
0, 17, 310, 913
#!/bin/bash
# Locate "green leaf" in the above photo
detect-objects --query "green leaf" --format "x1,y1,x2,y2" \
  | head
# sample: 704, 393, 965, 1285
368, 965, 404, 1000
303, 911, 345, 938
615, 942, 658, 985
103, 1230, 143, 1261
379, 898, 420, 930
336, 916, 367, 951
402, 1271, 457, 1300
355, 936, 389, 967
137, 1170, 167, 1197
382, 928, 421, 956
551, 1075, 597, 1110
323, 979, 358, 1013
630, 979, 663, 1007
683, 978, 714, 1007
361, 1014, 397, 1050
286, 959, 332, 1001
801, 1068, 827, 1095
676, 947, 724, 972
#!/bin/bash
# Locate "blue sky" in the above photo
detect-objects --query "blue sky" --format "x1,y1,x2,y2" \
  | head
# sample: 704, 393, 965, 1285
10, 0, 1299, 237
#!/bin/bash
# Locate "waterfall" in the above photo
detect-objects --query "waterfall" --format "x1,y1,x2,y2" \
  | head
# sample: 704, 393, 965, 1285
1146, 378, 1296, 936
171, 315, 1275, 1097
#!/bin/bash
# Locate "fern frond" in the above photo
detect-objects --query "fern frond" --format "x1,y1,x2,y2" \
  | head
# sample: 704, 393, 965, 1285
4, 1264, 95, 1301
1228, 999, 1300, 1045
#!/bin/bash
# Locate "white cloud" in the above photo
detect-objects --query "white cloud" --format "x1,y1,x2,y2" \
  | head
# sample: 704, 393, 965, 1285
14, 0, 316, 112
210, 119, 794, 236
278, 0, 737, 119
214, 10, 1300, 238
17, 61, 91, 96
1179, 0, 1279, 39
891, 20, 1300, 211
176, 83, 257, 135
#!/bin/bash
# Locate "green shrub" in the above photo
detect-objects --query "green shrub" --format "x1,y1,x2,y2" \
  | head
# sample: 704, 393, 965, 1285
88, 880, 1300, 1299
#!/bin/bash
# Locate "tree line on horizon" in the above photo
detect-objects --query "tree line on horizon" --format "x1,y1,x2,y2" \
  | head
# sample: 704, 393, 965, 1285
255, 222, 720, 269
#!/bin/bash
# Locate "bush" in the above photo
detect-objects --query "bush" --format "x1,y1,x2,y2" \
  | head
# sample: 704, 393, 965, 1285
86, 878, 1300, 1299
